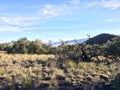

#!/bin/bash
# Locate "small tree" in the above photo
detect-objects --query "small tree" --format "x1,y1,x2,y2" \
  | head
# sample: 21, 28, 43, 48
107, 37, 120, 61
28, 39, 46, 54
11, 37, 30, 54
108, 39, 120, 56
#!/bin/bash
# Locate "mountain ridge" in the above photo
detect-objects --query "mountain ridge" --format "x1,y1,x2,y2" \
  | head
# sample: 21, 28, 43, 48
86, 33, 118, 44
52, 33, 118, 46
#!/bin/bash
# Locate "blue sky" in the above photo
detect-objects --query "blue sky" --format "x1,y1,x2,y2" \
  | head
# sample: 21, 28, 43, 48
0, 0, 120, 43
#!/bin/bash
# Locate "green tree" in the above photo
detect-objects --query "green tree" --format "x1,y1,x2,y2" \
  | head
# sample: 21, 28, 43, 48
108, 38, 120, 56
11, 37, 30, 54
0, 44, 4, 51
28, 39, 46, 54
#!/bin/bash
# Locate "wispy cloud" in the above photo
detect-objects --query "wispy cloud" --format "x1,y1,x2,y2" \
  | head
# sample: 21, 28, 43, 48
0, 17, 8, 25
0, 26, 20, 32
69, 0, 81, 5
0, 0, 120, 32
84, 1, 98, 7
79, 0, 120, 10
39, 4, 70, 18
0, 16, 42, 32
105, 17, 120, 23
100, 0, 120, 10
0, 16, 39, 26
0, 0, 77, 32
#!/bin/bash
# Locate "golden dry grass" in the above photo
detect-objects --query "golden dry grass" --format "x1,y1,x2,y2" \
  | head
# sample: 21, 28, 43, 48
0, 53, 120, 89
0, 54, 55, 84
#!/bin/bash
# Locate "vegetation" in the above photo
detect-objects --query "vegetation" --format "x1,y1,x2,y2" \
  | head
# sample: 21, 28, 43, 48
0, 37, 48, 54
0, 33, 120, 90
111, 73, 120, 90
108, 37, 120, 56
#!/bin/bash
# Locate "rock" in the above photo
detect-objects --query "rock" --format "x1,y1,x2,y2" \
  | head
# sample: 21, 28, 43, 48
0, 77, 6, 82
42, 67, 50, 73
76, 75, 84, 79
51, 82, 58, 87
100, 74, 109, 81
92, 73, 97, 77
42, 72, 48, 77
0, 77, 5, 81
39, 83, 50, 88
106, 71, 112, 76
86, 75, 93, 81
43, 77, 51, 80
0, 85, 2, 89
74, 86, 84, 90
71, 78, 76, 81
56, 75, 66, 80
58, 81, 72, 87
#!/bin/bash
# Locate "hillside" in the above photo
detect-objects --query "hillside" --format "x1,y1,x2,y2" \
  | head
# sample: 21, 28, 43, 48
0, 34, 120, 90
86, 33, 118, 44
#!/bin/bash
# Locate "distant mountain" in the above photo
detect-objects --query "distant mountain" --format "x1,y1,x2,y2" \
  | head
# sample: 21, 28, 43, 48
86, 33, 118, 44
52, 38, 88, 46
66, 38, 88, 44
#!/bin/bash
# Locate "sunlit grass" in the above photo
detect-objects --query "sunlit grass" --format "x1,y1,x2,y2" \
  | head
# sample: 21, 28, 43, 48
0, 53, 120, 89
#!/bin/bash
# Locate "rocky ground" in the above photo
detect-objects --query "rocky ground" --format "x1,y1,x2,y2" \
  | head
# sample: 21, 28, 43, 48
0, 54, 120, 90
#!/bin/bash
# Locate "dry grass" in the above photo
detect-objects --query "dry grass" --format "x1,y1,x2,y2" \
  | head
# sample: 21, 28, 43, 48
0, 54, 55, 61
0, 54, 55, 84
0, 54, 120, 89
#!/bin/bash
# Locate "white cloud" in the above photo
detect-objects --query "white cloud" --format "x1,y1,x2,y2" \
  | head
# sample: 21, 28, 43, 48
39, 4, 70, 19
0, 16, 40, 27
100, 0, 120, 9
85, 2, 98, 7
105, 17, 120, 23
13, 16, 41, 27
0, 17, 10, 25
76, 0, 120, 10
69, 0, 81, 5
0, 0, 119, 32
0, 1, 75, 32
0, 26, 20, 32
0, 16, 41, 32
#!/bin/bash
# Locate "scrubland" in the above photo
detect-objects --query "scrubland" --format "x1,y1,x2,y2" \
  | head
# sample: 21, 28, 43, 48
0, 54, 120, 90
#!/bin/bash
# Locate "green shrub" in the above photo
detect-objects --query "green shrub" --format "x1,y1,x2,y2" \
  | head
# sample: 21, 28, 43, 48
67, 60, 76, 68
111, 73, 120, 90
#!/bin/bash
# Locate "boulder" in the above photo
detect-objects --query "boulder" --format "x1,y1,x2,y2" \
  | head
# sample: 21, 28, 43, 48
39, 82, 50, 88
56, 75, 66, 80
43, 77, 51, 81
100, 74, 109, 81
58, 81, 72, 87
